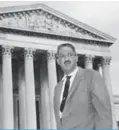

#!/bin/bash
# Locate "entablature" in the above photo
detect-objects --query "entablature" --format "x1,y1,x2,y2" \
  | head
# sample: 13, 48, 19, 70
0, 32, 111, 57
0, 27, 113, 47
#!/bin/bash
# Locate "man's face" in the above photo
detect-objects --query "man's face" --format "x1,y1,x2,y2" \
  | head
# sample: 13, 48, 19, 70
57, 46, 78, 75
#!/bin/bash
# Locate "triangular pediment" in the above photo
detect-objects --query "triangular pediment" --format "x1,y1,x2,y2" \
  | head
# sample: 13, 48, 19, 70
0, 4, 116, 42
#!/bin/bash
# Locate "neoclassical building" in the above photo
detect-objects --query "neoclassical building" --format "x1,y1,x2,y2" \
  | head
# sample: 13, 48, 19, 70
0, 3, 118, 129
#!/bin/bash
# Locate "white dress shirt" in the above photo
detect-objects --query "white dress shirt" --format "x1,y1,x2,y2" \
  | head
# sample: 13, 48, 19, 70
59, 66, 79, 118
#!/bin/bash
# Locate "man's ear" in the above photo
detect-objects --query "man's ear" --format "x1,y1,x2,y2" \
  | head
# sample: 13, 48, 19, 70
56, 58, 60, 65
56, 54, 60, 65
76, 54, 78, 62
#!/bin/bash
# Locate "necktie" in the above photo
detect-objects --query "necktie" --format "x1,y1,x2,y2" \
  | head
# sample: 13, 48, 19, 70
60, 76, 71, 112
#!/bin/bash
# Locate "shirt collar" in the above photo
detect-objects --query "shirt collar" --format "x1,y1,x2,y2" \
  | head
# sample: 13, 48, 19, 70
62, 66, 79, 81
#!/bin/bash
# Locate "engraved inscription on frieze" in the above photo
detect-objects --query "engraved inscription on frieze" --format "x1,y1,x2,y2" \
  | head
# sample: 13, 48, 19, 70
0, 9, 104, 40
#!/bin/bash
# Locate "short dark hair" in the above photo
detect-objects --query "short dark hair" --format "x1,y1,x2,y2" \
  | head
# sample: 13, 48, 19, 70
57, 43, 76, 55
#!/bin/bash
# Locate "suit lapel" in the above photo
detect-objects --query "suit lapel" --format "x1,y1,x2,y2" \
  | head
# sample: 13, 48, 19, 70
66, 67, 84, 104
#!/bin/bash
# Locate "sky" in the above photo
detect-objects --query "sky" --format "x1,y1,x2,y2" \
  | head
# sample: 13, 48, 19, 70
0, 1, 119, 95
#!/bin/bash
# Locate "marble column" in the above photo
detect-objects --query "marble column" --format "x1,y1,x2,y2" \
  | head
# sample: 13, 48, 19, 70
24, 48, 36, 129
84, 55, 94, 69
47, 51, 57, 129
101, 56, 117, 129
18, 62, 26, 128
2, 46, 14, 128
40, 55, 51, 128
0, 64, 3, 128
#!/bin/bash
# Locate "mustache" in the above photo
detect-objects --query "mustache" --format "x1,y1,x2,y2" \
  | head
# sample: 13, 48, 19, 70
64, 60, 71, 64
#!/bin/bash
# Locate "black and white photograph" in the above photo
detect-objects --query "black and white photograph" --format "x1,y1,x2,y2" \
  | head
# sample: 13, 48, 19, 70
0, 1, 118, 129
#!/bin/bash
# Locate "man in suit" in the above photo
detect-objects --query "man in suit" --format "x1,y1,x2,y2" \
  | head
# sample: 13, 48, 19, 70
54, 43, 112, 128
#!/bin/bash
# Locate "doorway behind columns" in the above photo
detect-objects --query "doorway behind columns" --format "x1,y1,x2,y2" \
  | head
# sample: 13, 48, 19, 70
12, 48, 47, 129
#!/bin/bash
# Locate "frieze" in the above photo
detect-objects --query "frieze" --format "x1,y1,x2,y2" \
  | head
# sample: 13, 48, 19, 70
0, 9, 104, 40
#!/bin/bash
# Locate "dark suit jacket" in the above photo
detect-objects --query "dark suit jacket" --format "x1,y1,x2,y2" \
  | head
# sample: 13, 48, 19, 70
54, 67, 112, 128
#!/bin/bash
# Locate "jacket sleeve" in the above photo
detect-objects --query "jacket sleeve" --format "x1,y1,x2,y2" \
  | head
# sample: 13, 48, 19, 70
90, 71, 113, 128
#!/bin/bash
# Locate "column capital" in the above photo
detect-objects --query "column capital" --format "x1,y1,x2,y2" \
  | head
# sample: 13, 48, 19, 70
24, 48, 35, 59
84, 54, 95, 64
101, 56, 111, 66
2, 45, 14, 56
46, 50, 56, 61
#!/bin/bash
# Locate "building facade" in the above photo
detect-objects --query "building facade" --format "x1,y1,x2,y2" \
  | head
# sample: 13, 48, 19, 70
0, 3, 117, 129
